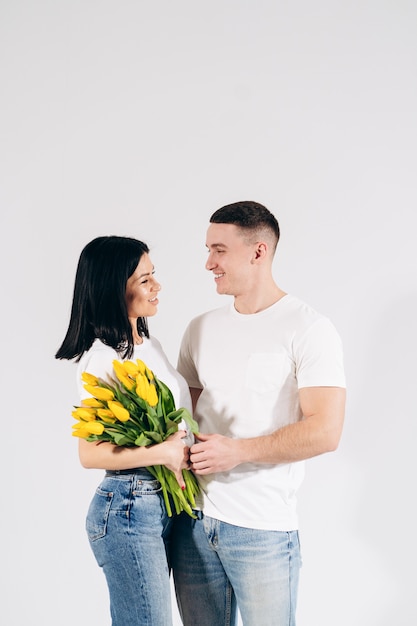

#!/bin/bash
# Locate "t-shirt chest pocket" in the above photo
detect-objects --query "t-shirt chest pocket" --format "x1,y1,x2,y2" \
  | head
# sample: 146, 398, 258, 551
245, 352, 289, 393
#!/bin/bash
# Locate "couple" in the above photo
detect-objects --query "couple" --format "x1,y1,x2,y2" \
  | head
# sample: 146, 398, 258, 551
56, 200, 346, 626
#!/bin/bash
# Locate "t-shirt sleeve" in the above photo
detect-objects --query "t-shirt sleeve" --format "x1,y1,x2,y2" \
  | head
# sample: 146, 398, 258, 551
294, 317, 346, 388
177, 323, 203, 390
76, 348, 117, 400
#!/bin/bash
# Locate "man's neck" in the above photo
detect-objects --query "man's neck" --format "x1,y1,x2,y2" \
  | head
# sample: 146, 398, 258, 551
233, 284, 287, 315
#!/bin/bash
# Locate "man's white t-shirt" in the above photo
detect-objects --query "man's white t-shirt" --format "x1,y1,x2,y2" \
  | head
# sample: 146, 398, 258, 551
177, 294, 346, 531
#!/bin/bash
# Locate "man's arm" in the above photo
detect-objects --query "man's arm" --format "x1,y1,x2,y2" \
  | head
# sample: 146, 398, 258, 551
189, 386, 346, 474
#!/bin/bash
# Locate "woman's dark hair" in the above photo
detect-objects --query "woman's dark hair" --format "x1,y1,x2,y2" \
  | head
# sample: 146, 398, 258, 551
55, 236, 150, 362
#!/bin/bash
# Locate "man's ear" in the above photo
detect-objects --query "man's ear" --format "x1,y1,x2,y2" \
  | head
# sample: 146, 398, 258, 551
253, 242, 268, 261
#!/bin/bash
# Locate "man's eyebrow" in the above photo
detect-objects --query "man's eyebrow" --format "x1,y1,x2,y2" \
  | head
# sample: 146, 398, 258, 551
206, 242, 227, 249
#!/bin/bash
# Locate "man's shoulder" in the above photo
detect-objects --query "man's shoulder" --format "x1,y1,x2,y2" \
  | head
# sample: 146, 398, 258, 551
183, 304, 231, 336
278, 294, 336, 337
282, 294, 324, 319
282, 295, 343, 350
191, 303, 231, 322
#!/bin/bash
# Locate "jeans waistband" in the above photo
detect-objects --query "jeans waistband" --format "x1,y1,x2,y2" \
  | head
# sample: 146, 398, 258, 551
105, 467, 153, 477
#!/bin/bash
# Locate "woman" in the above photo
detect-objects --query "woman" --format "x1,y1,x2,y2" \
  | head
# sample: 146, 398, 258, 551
56, 235, 192, 626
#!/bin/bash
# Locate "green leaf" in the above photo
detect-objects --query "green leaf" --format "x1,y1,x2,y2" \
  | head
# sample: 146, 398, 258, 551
112, 433, 132, 446
165, 409, 185, 422
144, 431, 163, 444
168, 407, 199, 434
155, 378, 175, 413
164, 420, 179, 437
134, 433, 153, 447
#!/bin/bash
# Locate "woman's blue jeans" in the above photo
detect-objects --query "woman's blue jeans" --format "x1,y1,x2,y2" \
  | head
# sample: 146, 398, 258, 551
171, 511, 302, 626
86, 469, 174, 626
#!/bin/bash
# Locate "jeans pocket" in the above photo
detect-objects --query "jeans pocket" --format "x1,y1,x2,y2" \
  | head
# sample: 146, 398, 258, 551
86, 487, 114, 542
132, 477, 162, 496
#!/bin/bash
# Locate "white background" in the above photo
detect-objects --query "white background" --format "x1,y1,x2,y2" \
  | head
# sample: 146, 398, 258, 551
1, 1, 416, 625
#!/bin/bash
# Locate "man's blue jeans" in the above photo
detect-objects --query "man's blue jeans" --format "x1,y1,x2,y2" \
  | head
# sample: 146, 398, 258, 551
171, 511, 301, 626
86, 470, 174, 626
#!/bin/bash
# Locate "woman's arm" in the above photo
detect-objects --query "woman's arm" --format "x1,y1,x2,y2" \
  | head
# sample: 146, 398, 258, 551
78, 430, 190, 486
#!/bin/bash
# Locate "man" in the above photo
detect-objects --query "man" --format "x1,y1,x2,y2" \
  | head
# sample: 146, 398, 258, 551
171, 201, 346, 626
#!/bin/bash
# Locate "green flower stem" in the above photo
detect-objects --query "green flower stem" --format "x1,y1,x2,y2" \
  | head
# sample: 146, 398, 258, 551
148, 465, 173, 517
183, 472, 198, 507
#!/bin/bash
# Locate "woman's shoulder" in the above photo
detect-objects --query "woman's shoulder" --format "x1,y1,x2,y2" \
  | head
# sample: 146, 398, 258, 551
85, 338, 118, 357
78, 340, 118, 376
143, 335, 164, 352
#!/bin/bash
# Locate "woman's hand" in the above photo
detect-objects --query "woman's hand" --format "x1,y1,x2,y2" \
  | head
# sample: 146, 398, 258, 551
161, 430, 190, 489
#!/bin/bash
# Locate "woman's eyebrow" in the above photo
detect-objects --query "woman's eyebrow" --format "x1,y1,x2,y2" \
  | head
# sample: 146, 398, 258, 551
138, 266, 155, 278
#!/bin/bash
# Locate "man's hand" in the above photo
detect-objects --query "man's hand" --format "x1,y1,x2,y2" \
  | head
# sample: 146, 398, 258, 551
189, 432, 240, 474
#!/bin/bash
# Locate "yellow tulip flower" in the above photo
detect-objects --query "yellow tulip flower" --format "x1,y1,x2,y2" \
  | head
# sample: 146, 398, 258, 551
119, 374, 135, 390
81, 372, 99, 386
81, 398, 104, 408
84, 421, 105, 435
72, 407, 97, 421
83, 384, 115, 401
111, 361, 135, 389
122, 360, 140, 377
99, 415, 117, 424
96, 408, 114, 417
135, 359, 147, 374
147, 383, 158, 407
112, 360, 128, 379
135, 372, 150, 402
108, 400, 130, 422
97, 408, 116, 419
72, 429, 89, 438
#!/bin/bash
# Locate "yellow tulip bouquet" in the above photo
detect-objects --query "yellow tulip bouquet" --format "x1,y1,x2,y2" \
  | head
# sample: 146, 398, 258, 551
72, 358, 200, 518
